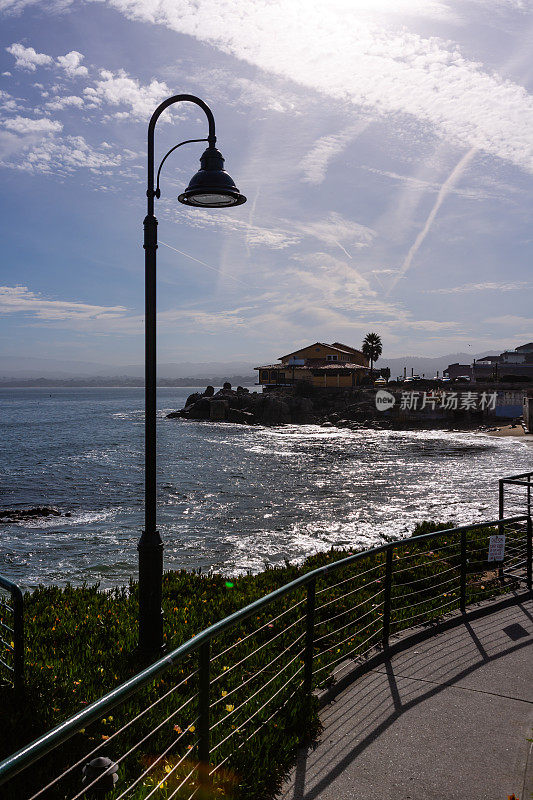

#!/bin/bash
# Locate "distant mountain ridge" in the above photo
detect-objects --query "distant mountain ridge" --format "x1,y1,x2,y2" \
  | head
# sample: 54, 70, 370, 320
379, 351, 500, 378
0, 351, 499, 382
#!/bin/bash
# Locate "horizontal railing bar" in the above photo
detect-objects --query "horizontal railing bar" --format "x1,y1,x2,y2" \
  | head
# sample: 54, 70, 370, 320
0, 576, 21, 595
211, 613, 306, 684
211, 598, 306, 662
394, 564, 458, 588
313, 628, 383, 675
210, 665, 304, 753
501, 471, 533, 480
394, 541, 459, 560
210, 647, 305, 733
315, 582, 384, 613
392, 575, 459, 606
315, 561, 384, 595
315, 612, 381, 657
314, 602, 383, 645
0, 513, 528, 786
314, 588, 384, 628
502, 572, 528, 583
0, 620, 14, 634
394, 596, 457, 625
209, 684, 301, 778
28, 678, 199, 800
211, 633, 305, 709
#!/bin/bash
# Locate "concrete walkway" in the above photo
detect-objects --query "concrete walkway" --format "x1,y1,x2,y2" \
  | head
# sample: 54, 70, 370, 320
281, 599, 533, 800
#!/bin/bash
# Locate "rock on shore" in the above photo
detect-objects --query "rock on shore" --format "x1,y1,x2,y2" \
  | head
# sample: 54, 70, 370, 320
0, 507, 71, 523
166, 383, 386, 427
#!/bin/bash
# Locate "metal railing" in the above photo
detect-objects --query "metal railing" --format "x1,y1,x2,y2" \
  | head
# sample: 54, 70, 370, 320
0, 514, 531, 799
0, 574, 24, 691
499, 470, 532, 520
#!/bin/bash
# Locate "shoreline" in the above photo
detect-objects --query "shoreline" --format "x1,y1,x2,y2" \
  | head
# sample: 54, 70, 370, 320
481, 423, 533, 443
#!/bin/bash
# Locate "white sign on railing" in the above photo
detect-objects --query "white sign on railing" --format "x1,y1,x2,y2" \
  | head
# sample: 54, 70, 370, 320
488, 534, 505, 562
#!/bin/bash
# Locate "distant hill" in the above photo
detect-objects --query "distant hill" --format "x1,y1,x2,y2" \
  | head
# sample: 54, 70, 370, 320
379, 352, 499, 378
0, 351, 501, 384
0, 356, 256, 380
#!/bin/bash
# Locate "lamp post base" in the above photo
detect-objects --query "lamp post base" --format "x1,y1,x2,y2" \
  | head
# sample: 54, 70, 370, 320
137, 530, 164, 658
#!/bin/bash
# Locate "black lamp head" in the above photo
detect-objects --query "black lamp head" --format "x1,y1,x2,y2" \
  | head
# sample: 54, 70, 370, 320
178, 145, 246, 208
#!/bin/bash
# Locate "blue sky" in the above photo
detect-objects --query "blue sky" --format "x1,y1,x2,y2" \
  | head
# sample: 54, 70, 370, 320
0, 0, 532, 367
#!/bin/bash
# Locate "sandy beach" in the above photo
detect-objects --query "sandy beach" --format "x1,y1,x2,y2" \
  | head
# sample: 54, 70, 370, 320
485, 424, 533, 442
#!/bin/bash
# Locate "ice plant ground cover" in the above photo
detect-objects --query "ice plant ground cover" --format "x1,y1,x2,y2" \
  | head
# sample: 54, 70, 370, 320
0, 519, 523, 800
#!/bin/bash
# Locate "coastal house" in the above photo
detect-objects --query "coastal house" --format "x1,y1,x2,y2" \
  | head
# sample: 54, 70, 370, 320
255, 341, 369, 390
445, 343, 533, 383
471, 342, 533, 382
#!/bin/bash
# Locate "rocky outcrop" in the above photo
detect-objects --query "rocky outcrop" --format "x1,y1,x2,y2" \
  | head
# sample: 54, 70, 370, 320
0, 507, 70, 523
166, 384, 387, 427
167, 384, 318, 426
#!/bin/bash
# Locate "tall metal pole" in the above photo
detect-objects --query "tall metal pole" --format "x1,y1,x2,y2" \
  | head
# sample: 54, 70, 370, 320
138, 95, 216, 656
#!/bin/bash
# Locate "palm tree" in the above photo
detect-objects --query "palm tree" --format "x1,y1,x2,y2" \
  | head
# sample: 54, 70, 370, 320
362, 332, 383, 377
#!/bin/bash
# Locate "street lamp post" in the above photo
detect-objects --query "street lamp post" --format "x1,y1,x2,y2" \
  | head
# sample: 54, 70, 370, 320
138, 94, 246, 656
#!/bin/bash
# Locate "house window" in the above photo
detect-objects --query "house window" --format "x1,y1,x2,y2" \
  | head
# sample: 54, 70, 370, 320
279, 372, 285, 381
261, 371, 269, 381
270, 371, 278, 381
327, 354, 338, 361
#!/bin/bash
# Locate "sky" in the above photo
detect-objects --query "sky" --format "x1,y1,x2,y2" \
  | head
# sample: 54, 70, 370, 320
0, 0, 532, 368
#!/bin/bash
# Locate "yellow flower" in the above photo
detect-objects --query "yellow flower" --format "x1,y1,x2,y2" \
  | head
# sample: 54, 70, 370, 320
225, 704, 234, 713
173, 725, 182, 734
164, 765, 172, 774
189, 725, 195, 733
221, 690, 228, 697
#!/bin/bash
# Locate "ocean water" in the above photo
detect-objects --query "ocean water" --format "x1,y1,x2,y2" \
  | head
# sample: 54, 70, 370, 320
1, 387, 531, 590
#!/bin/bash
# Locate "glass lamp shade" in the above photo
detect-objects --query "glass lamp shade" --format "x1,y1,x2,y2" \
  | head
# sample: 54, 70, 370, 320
178, 146, 246, 208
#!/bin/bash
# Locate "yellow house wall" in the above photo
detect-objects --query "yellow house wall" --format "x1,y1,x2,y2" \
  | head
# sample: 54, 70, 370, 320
281, 343, 350, 363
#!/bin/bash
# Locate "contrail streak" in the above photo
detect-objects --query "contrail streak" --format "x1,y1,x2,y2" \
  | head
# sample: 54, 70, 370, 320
158, 240, 248, 286
387, 147, 477, 295
333, 239, 352, 259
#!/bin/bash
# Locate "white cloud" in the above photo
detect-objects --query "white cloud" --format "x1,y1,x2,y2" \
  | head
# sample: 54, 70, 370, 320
84, 69, 170, 120
56, 50, 88, 77
427, 281, 529, 293
0, 285, 128, 321
45, 94, 84, 110
362, 165, 488, 200
301, 122, 370, 184
100, 0, 533, 173
0, 89, 22, 112
295, 212, 376, 252
484, 314, 533, 327
172, 210, 301, 250
388, 147, 477, 293
6, 42, 53, 71
2, 115, 62, 134
17, 134, 123, 174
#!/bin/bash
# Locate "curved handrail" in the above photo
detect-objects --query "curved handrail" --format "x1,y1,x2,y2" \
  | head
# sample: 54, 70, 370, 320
0, 513, 528, 786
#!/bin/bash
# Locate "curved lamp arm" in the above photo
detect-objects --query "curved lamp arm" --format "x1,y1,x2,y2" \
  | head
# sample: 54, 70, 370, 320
147, 94, 216, 215
154, 138, 208, 199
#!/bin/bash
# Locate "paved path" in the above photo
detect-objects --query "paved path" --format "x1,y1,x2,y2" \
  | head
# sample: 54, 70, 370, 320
280, 599, 533, 800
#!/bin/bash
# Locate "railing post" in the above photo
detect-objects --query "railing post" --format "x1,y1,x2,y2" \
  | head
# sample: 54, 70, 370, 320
198, 641, 210, 788
382, 546, 393, 650
460, 529, 467, 613
527, 515, 532, 596
498, 482, 505, 584
303, 579, 316, 699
